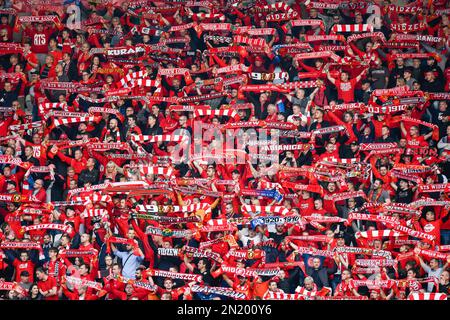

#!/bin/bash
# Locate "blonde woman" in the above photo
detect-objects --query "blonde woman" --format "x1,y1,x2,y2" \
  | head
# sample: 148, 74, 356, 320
103, 161, 124, 182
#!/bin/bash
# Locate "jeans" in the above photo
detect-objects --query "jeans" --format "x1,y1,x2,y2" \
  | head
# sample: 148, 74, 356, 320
441, 230, 450, 245
330, 274, 342, 294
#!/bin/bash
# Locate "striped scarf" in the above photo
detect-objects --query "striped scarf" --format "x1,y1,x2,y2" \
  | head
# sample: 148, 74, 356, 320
331, 24, 373, 34
241, 205, 290, 216
54, 116, 95, 127
131, 134, 187, 144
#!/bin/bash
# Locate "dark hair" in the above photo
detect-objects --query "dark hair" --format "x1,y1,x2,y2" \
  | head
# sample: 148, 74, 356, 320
80, 263, 90, 273
374, 178, 384, 185
35, 267, 45, 274
61, 233, 71, 241
198, 258, 210, 269
28, 283, 39, 297
408, 268, 418, 276
113, 263, 121, 270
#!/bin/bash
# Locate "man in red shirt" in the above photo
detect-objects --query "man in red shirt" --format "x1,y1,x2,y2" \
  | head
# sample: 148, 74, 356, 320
30, 179, 47, 203
44, 247, 66, 285
36, 267, 58, 300
5, 250, 36, 282
400, 123, 432, 149
326, 68, 368, 103
22, 42, 39, 73
23, 22, 58, 66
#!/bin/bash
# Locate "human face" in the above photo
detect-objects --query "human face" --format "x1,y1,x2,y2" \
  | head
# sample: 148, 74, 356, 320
304, 280, 314, 290
340, 72, 349, 81
105, 256, 113, 266
24, 146, 33, 157
61, 236, 69, 246
344, 113, 352, 123
373, 240, 382, 249
43, 234, 51, 244
312, 258, 321, 269
206, 166, 215, 177
407, 270, 415, 279
341, 270, 350, 281
269, 282, 277, 291
20, 252, 28, 262
79, 265, 88, 275
45, 55, 54, 66
81, 233, 90, 244
36, 271, 45, 281
74, 149, 82, 160
164, 279, 173, 289
326, 143, 335, 153
148, 116, 156, 126
399, 180, 408, 190
3, 82, 11, 92
34, 179, 44, 190
179, 116, 187, 126
87, 158, 95, 168
125, 284, 133, 295
327, 183, 336, 192
106, 162, 115, 172
409, 126, 419, 137
373, 180, 381, 190
355, 13, 363, 24
110, 119, 118, 129
112, 265, 121, 276
225, 204, 233, 215
314, 199, 322, 210
430, 259, 439, 270
31, 285, 39, 296
440, 271, 449, 283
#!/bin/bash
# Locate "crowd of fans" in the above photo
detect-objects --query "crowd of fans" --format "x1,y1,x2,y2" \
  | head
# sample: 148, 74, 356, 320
0, 0, 449, 300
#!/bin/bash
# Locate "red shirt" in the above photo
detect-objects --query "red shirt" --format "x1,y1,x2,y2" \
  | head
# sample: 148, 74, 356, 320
49, 49, 63, 64
335, 78, 357, 103
405, 134, 428, 149
297, 198, 314, 216
420, 219, 443, 245
45, 258, 66, 283
23, 51, 39, 72
27, 28, 56, 54
37, 276, 58, 300
13, 259, 35, 282
5, 212, 23, 239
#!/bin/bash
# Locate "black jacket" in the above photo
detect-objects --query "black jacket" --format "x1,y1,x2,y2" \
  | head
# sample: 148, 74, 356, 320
305, 263, 337, 289
78, 168, 100, 187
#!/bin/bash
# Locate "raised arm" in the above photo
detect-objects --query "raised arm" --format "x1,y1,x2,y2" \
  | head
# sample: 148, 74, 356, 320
325, 69, 336, 85
355, 68, 368, 83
